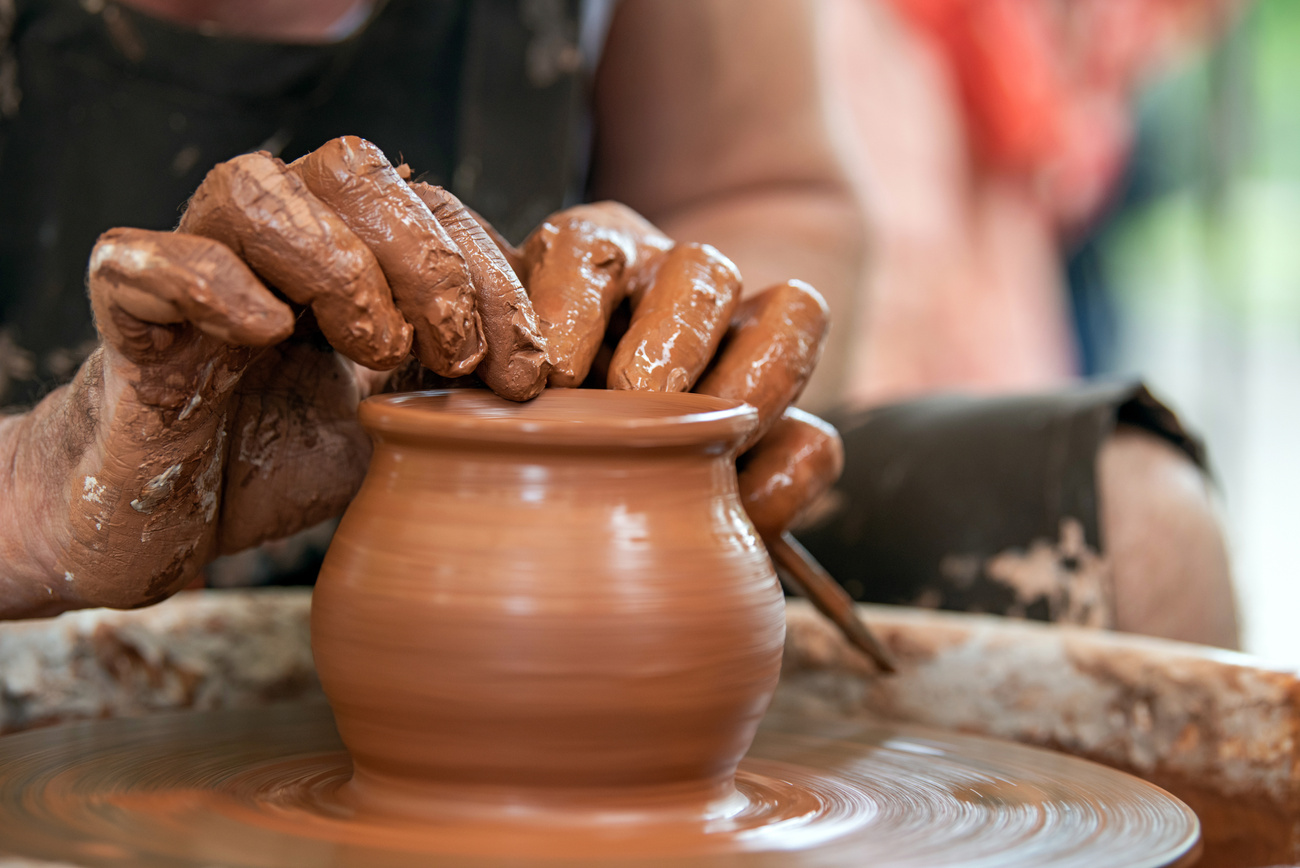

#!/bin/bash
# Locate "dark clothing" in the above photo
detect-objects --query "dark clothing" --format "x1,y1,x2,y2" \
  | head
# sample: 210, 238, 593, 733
0, 3, 1213, 629
797, 382, 1206, 627
0, 0, 588, 406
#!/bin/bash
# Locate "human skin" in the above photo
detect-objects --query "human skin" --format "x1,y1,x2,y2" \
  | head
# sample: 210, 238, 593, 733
519, 202, 673, 388
0, 0, 867, 619
111, 0, 868, 410
606, 243, 742, 393
291, 138, 487, 379
1099, 426, 1240, 649
738, 409, 844, 540
410, 184, 550, 401
821, 0, 1077, 406
591, 0, 867, 412
0, 145, 843, 619
697, 280, 830, 453
113, 0, 372, 42
0, 148, 418, 617
115, 0, 865, 404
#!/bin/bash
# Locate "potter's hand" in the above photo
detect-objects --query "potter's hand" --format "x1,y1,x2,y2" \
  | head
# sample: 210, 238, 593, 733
497, 203, 832, 441
498, 202, 837, 524
737, 409, 843, 541
0, 137, 546, 617
498, 202, 879, 661
736, 411, 896, 673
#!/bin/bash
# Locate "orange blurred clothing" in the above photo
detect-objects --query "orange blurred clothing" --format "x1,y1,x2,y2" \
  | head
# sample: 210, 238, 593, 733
886, 0, 1227, 225
831, 0, 1235, 405
892, 0, 1081, 173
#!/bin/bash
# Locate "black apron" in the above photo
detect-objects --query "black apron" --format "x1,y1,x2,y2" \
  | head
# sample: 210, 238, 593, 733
0, 0, 588, 407
0, 3, 1213, 628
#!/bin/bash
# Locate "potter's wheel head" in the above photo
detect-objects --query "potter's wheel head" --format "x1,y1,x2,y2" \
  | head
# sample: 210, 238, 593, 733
0, 703, 1199, 867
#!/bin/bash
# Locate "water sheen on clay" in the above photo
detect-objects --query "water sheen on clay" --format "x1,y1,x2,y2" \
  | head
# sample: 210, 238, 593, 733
312, 389, 787, 820
0, 704, 1202, 867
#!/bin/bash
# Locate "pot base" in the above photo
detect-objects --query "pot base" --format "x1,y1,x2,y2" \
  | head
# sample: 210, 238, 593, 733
0, 703, 1199, 867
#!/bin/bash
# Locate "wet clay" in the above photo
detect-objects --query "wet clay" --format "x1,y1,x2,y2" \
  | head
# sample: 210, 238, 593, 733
292, 138, 486, 378
608, 243, 741, 392
19, 346, 241, 614
696, 280, 830, 453
179, 151, 412, 371
311, 389, 785, 818
88, 228, 294, 350
521, 202, 672, 387
0, 703, 1202, 866
738, 408, 844, 540
464, 203, 531, 284
34, 197, 400, 616
29, 227, 295, 615
730, 409, 893, 670
411, 183, 551, 401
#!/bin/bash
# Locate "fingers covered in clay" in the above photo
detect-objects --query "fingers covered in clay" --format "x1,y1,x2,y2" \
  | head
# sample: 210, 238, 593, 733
696, 280, 830, 452
88, 228, 295, 356
522, 202, 672, 387
411, 183, 551, 401
607, 243, 741, 392
292, 138, 486, 378
738, 408, 844, 539
464, 204, 531, 285
178, 150, 412, 370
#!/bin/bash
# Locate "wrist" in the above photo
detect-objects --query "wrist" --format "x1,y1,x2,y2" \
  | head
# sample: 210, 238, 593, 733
0, 385, 90, 616
0, 348, 227, 617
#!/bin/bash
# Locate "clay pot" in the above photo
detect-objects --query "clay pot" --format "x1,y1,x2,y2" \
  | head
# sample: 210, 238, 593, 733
311, 389, 786, 820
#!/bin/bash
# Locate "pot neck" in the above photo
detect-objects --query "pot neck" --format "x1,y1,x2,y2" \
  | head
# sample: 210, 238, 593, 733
359, 390, 760, 457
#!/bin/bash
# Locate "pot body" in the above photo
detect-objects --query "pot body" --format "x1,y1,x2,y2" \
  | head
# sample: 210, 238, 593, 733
311, 390, 785, 817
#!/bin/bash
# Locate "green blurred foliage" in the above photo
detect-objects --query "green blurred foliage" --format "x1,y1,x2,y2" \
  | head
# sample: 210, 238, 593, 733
1100, 0, 1300, 324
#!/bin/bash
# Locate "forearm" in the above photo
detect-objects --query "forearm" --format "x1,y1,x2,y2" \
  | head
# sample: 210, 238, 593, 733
0, 349, 224, 618
649, 182, 865, 413
0, 407, 67, 617
593, 0, 867, 411
0, 357, 106, 617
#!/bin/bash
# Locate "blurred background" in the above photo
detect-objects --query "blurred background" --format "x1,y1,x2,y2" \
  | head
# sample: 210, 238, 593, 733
1099, 0, 1299, 663
831, 0, 1298, 661
2, 0, 1292, 657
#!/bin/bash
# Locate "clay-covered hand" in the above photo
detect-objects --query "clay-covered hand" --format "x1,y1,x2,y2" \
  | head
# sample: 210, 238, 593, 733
6, 137, 546, 616
736, 409, 844, 541
491, 201, 840, 535
476, 201, 878, 660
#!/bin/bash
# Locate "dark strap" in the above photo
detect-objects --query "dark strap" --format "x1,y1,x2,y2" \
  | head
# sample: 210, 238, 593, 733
796, 381, 1207, 624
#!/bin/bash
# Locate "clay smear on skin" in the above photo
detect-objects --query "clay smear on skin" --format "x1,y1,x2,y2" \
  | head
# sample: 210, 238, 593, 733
36, 136, 845, 634
412, 183, 550, 401
292, 138, 485, 378
522, 202, 672, 387
179, 151, 412, 371
607, 242, 741, 393
739, 409, 844, 539
697, 280, 830, 453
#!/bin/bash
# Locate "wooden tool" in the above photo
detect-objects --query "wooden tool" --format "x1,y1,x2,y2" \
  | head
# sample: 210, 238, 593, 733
767, 532, 897, 673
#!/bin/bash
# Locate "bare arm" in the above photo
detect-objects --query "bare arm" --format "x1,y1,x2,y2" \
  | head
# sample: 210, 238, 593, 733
0, 376, 106, 618
591, 0, 866, 412
0, 133, 846, 620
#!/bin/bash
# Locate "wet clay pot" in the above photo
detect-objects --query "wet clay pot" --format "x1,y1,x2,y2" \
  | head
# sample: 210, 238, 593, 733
311, 389, 786, 820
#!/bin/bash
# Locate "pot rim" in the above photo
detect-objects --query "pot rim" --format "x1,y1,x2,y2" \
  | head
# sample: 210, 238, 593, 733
359, 389, 760, 450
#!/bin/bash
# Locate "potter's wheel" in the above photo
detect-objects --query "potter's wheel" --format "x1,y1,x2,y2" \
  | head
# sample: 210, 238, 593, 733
0, 703, 1197, 867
